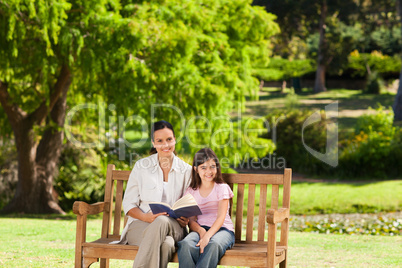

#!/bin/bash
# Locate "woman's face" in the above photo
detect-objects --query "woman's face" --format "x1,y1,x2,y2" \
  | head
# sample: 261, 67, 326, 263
196, 158, 217, 184
152, 127, 176, 157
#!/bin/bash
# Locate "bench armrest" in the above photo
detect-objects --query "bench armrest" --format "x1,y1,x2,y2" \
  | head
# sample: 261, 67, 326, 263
266, 208, 290, 224
73, 201, 108, 216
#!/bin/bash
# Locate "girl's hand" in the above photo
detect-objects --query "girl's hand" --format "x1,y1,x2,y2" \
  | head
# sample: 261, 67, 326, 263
176, 216, 190, 228
196, 234, 211, 253
143, 212, 167, 223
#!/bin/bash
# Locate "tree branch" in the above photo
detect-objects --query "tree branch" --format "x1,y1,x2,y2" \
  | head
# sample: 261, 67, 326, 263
31, 65, 72, 125
0, 80, 26, 126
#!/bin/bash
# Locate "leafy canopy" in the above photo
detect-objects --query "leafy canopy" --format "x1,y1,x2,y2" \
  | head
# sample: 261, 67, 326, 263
0, 0, 279, 163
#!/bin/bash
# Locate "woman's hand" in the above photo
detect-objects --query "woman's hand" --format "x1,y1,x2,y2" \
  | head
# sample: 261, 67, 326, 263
143, 212, 167, 223
176, 216, 189, 228
196, 233, 211, 253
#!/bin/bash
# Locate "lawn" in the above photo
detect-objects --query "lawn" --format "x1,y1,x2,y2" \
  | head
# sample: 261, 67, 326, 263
1, 179, 401, 267
244, 88, 396, 132
230, 180, 402, 216
0, 216, 400, 267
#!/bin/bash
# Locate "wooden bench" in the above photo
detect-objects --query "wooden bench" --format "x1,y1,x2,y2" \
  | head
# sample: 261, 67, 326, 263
73, 164, 292, 268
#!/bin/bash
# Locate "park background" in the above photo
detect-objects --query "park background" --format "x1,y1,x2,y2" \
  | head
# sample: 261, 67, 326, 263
0, 0, 401, 267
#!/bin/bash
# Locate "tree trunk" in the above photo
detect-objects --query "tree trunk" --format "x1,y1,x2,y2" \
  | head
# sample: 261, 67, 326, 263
394, 64, 402, 121
314, 0, 328, 93
1, 66, 71, 214
394, 0, 402, 121
314, 64, 326, 93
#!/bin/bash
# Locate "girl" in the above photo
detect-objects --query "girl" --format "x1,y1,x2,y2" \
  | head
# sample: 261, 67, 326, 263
178, 148, 235, 268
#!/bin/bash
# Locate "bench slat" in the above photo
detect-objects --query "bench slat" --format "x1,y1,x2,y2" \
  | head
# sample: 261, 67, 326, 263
113, 180, 124, 236
258, 184, 267, 241
246, 184, 255, 242
223, 173, 284, 185
112, 170, 131, 181
280, 169, 292, 246
234, 183, 244, 241
271, 184, 279, 210
102, 165, 114, 239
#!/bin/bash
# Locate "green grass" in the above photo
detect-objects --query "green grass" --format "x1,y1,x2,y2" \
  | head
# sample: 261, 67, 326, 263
0, 216, 400, 267
232, 180, 402, 216
290, 180, 402, 214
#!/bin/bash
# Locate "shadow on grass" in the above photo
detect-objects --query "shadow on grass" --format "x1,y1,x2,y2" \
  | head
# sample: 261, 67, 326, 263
0, 212, 102, 220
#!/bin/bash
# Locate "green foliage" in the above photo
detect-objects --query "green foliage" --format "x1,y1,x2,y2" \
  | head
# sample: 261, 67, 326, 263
252, 57, 315, 81
0, 0, 279, 212
184, 115, 275, 167
355, 106, 394, 136
55, 144, 105, 211
370, 26, 402, 55
265, 109, 328, 173
0, 140, 17, 210
284, 88, 299, 110
338, 107, 402, 178
307, 18, 364, 75
347, 50, 401, 77
365, 71, 384, 94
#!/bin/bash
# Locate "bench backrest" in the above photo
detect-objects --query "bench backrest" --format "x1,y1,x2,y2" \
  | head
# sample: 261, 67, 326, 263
102, 164, 291, 246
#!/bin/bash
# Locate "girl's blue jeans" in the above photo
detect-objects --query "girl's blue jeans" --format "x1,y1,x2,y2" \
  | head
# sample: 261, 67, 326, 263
177, 226, 235, 268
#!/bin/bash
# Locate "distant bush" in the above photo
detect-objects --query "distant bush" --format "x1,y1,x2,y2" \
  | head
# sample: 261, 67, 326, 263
253, 57, 316, 82
265, 109, 329, 173
55, 126, 134, 211
0, 140, 17, 211
348, 50, 401, 78
364, 71, 384, 94
266, 106, 402, 179
338, 107, 402, 178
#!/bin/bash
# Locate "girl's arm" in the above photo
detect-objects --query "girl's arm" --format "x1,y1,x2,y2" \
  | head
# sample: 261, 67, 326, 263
188, 216, 207, 238
196, 199, 229, 253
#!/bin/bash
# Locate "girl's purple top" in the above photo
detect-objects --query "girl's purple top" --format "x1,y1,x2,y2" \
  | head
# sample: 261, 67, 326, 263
185, 182, 234, 232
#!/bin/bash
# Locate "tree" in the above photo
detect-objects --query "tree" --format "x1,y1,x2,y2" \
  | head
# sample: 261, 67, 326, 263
394, 0, 402, 121
0, 0, 278, 213
313, 0, 328, 92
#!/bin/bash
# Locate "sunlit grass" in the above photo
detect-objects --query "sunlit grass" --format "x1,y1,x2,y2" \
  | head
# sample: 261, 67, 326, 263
0, 217, 400, 267
231, 180, 402, 216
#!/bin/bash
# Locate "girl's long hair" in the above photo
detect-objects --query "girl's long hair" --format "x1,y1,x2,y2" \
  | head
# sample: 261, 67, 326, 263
149, 120, 177, 155
190, 148, 224, 190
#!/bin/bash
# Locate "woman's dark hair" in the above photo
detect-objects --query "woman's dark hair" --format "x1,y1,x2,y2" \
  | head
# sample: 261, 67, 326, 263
190, 148, 224, 189
149, 120, 177, 155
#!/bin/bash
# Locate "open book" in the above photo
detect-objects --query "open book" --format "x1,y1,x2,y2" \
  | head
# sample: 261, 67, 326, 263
149, 194, 202, 219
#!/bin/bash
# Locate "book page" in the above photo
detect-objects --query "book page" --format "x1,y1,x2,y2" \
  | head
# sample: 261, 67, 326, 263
172, 194, 198, 210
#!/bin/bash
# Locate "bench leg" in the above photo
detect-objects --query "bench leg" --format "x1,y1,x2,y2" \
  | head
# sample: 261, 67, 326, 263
279, 251, 288, 268
83, 257, 98, 268
100, 258, 109, 268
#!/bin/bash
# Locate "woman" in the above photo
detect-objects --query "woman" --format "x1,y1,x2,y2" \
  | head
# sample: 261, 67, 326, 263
117, 120, 192, 268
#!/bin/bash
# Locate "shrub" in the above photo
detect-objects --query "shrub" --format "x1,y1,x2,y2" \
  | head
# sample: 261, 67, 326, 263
365, 71, 384, 94
355, 106, 394, 136
252, 57, 316, 82
338, 106, 402, 178
265, 109, 329, 173
348, 50, 401, 78
0, 140, 17, 211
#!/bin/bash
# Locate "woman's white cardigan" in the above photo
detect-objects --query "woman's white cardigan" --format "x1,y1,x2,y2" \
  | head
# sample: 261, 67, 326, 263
112, 153, 192, 244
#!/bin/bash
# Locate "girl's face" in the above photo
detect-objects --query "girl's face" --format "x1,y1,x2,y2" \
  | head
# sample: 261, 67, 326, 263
152, 128, 176, 157
196, 158, 217, 183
